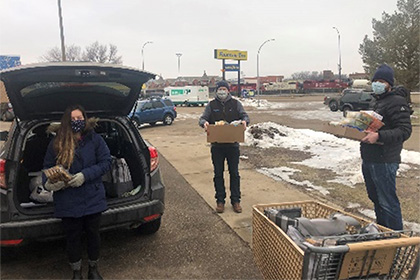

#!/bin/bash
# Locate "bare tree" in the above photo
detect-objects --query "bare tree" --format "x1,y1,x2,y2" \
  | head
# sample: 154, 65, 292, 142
66, 45, 82, 61
83, 42, 122, 64
41, 42, 122, 64
291, 71, 323, 80
108, 44, 122, 64
40, 47, 62, 62
40, 45, 82, 62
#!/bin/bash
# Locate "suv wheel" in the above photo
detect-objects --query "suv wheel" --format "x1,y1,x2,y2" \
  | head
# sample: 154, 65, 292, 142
163, 114, 173, 125
329, 100, 338, 112
342, 106, 351, 117
136, 217, 161, 234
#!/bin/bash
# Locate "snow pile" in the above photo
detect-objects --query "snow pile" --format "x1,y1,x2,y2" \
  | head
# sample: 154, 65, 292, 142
245, 122, 419, 187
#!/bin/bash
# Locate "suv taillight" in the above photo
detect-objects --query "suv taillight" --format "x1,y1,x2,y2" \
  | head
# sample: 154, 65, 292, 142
148, 146, 159, 172
173, 106, 176, 111
0, 159, 6, 189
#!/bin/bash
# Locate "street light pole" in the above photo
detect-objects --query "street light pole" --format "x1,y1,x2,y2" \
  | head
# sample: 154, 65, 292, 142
57, 0, 66, 61
175, 53, 182, 77
141, 41, 153, 71
257, 38, 275, 106
333, 27, 342, 81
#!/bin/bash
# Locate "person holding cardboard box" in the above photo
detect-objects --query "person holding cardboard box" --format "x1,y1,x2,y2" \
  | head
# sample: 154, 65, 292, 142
199, 80, 250, 213
360, 64, 412, 230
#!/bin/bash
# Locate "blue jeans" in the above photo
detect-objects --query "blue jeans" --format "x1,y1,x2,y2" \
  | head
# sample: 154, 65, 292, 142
362, 162, 402, 230
211, 145, 241, 204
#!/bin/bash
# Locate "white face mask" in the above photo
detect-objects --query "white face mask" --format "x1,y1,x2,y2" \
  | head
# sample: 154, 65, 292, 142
216, 89, 228, 100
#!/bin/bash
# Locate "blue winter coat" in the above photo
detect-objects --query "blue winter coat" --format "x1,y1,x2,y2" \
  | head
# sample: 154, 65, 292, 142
43, 130, 111, 218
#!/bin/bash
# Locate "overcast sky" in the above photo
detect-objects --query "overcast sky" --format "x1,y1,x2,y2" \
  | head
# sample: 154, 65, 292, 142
0, 0, 399, 79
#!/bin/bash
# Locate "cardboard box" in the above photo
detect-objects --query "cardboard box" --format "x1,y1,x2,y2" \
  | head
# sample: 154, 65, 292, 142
322, 122, 367, 141
207, 124, 245, 143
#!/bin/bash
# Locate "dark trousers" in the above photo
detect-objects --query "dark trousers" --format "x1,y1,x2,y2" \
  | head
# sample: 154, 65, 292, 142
211, 145, 240, 205
362, 162, 402, 230
61, 213, 102, 263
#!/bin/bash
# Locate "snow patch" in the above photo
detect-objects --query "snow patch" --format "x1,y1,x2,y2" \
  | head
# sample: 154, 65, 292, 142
257, 167, 330, 195
177, 112, 201, 120
245, 122, 420, 187
347, 202, 361, 208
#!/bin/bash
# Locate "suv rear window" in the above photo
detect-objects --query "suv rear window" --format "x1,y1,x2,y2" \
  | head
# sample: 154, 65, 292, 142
162, 99, 173, 106
20, 82, 131, 98
152, 101, 164, 108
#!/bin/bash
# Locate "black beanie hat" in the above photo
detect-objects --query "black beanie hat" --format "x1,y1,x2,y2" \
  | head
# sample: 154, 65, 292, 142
372, 64, 394, 87
216, 80, 230, 91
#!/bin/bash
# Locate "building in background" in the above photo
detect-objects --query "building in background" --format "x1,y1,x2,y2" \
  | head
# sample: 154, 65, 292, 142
349, 72, 369, 80
323, 70, 334, 80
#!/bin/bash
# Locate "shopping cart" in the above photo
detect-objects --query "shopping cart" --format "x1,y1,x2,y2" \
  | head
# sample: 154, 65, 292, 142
252, 201, 420, 279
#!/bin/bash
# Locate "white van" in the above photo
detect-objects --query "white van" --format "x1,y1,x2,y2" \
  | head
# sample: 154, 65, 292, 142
164, 86, 209, 106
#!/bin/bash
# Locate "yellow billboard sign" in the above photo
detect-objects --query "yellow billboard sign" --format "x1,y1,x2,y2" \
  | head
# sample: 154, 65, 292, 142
214, 49, 247, 61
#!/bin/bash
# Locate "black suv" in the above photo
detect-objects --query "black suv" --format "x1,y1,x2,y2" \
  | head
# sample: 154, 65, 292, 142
0, 63, 165, 248
339, 89, 374, 116
324, 89, 373, 115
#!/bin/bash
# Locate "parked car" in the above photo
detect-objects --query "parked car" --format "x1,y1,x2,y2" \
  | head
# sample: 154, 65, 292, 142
324, 89, 373, 114
338, 89, 374, 116
129, 97, 177, 127
0, 63, 165, 249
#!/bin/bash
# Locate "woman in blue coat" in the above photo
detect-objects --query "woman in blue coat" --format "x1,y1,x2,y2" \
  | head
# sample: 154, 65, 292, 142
43, 104, 111, 280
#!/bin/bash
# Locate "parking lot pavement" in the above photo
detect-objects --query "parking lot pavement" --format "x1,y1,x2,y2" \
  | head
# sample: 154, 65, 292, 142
1, 155, 262, 279
140, 117, 312, 245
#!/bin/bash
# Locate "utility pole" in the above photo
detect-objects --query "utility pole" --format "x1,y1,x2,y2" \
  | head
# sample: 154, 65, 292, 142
333, 27, 342, 81
141, 41, 153, 70
176, 53, 182, 76
57, 0, 66, 61
257, 39, 275, 106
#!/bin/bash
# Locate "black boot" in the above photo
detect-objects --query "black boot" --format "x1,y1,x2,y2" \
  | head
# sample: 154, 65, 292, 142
72, 269, 83, 280
87, 262, 103, 280
70, 260, 83, 280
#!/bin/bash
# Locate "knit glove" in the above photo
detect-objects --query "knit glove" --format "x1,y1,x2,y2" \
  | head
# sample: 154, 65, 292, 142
68, 172, 85, 188
44, 180, 66, 192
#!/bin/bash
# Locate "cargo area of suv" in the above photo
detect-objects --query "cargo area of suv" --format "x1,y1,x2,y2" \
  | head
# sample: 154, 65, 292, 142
15, 119, 149, 212
0, 63, 165, 246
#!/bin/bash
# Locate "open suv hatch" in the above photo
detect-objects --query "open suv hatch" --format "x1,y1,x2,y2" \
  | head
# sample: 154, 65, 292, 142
0, 63, 165, 248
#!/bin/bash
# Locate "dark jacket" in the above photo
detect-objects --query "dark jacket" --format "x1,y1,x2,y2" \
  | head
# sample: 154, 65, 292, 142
199, 95, 250, 126
199, 95, 250, 146
43, 119, 111, 218
360, 89, 412, 163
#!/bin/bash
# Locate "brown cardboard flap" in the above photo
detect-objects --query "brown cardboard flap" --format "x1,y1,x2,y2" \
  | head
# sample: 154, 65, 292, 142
207, 124, 245, 143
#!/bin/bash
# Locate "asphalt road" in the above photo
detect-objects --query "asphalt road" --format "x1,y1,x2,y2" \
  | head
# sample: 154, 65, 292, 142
0, 155, 262, 279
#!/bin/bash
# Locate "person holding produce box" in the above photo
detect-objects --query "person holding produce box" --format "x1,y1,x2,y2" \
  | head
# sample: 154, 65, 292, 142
199, 80, 250, 214
360, 64, 412, 230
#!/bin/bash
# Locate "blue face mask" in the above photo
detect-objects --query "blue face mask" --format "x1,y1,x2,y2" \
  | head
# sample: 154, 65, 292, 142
71, 120, 86, 133
372, 81, 387, 95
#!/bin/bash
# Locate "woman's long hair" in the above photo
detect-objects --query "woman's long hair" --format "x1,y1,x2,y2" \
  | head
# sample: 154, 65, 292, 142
54, 104, 88, 169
